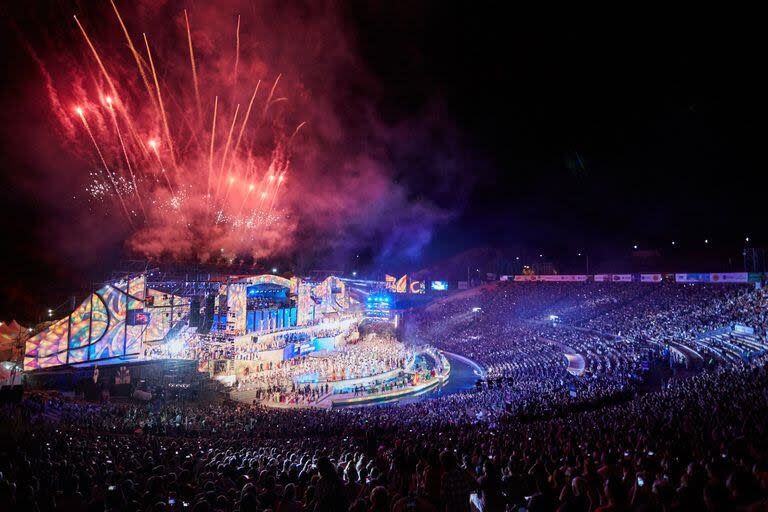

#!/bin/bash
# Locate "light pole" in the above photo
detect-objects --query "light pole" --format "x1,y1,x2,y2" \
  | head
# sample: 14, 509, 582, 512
578, 253, 590, 274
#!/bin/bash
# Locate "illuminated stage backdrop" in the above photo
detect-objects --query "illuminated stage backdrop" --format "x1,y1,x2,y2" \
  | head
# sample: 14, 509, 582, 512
310, 276, 349, 318
296, 280, 314, 326
24, 275, 186, 370
227, 284, 248, 333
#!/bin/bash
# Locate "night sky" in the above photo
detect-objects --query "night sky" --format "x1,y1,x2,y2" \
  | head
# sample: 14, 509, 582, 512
0, 2, 764, 320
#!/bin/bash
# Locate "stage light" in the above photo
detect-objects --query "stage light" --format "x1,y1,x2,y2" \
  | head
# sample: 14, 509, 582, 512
672, 241, 676, 246
272, 268, 278, 273
352, 271, 357, 277
704, 239, 709, 244
633, 245, 638, 250
746, 237, 750, 242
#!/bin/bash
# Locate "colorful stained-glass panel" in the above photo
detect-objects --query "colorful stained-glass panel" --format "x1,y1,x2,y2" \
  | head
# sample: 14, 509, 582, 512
228, 284, 247, 332
23, 274, 189, 370
86, 294, 107, 360
127, 275, 146, 309
23, 315, 69, 369
68, 295, 92, 352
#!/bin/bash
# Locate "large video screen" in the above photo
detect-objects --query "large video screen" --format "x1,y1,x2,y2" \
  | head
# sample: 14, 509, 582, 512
431, 281, 449, 291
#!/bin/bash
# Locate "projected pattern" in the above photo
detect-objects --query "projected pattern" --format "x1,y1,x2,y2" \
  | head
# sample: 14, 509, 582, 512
24, 275, 185, 370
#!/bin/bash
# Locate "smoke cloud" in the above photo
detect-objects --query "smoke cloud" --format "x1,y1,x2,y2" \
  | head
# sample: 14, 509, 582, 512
11, 0, 474, 274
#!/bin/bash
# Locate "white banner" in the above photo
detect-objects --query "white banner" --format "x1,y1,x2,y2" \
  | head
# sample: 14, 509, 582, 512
640, 274, 663, 283
500, 275, 511, 281
611, 274, 633, 282
594, 274, 612, 282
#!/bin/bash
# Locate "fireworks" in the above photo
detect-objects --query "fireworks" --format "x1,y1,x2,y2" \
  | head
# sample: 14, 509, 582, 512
51, 2, 303, 260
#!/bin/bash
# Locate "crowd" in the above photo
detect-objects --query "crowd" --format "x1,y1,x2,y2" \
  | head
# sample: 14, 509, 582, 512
2, 282, 768, 511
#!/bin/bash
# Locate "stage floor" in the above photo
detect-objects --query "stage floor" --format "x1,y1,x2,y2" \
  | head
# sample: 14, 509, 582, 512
229, 351, 482, 409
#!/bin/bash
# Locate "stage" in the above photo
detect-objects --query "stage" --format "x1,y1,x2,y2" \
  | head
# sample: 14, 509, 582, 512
229, 350, 455, 409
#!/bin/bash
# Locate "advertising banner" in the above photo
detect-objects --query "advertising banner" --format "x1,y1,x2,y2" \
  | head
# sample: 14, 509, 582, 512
710, 273, 749, 283
499, 275, 511, 281
675, 274, 711, 283
395, 275, 408, 293
431, 281, 449, 291
538, 275, 588, 282
409, 280, 426, 294
514, 275, 539, 282
594, 274, 612, 282
640, 274, 663, 283
611, 274, 633, 282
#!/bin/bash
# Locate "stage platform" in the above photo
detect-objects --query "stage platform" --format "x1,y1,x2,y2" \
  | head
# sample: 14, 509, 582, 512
324, 373, 446, 408
230, 352, 453, 409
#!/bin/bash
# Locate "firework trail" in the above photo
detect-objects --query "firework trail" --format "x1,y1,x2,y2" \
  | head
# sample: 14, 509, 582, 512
105, 96, 146, 218
215, 103, 240, 202
44, 3, 303, 261
207, 95, 219, 214
76, 107, 135, 229
233, 15, 241, 88
142, 33, 177, 173
183, 9, 202, 126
